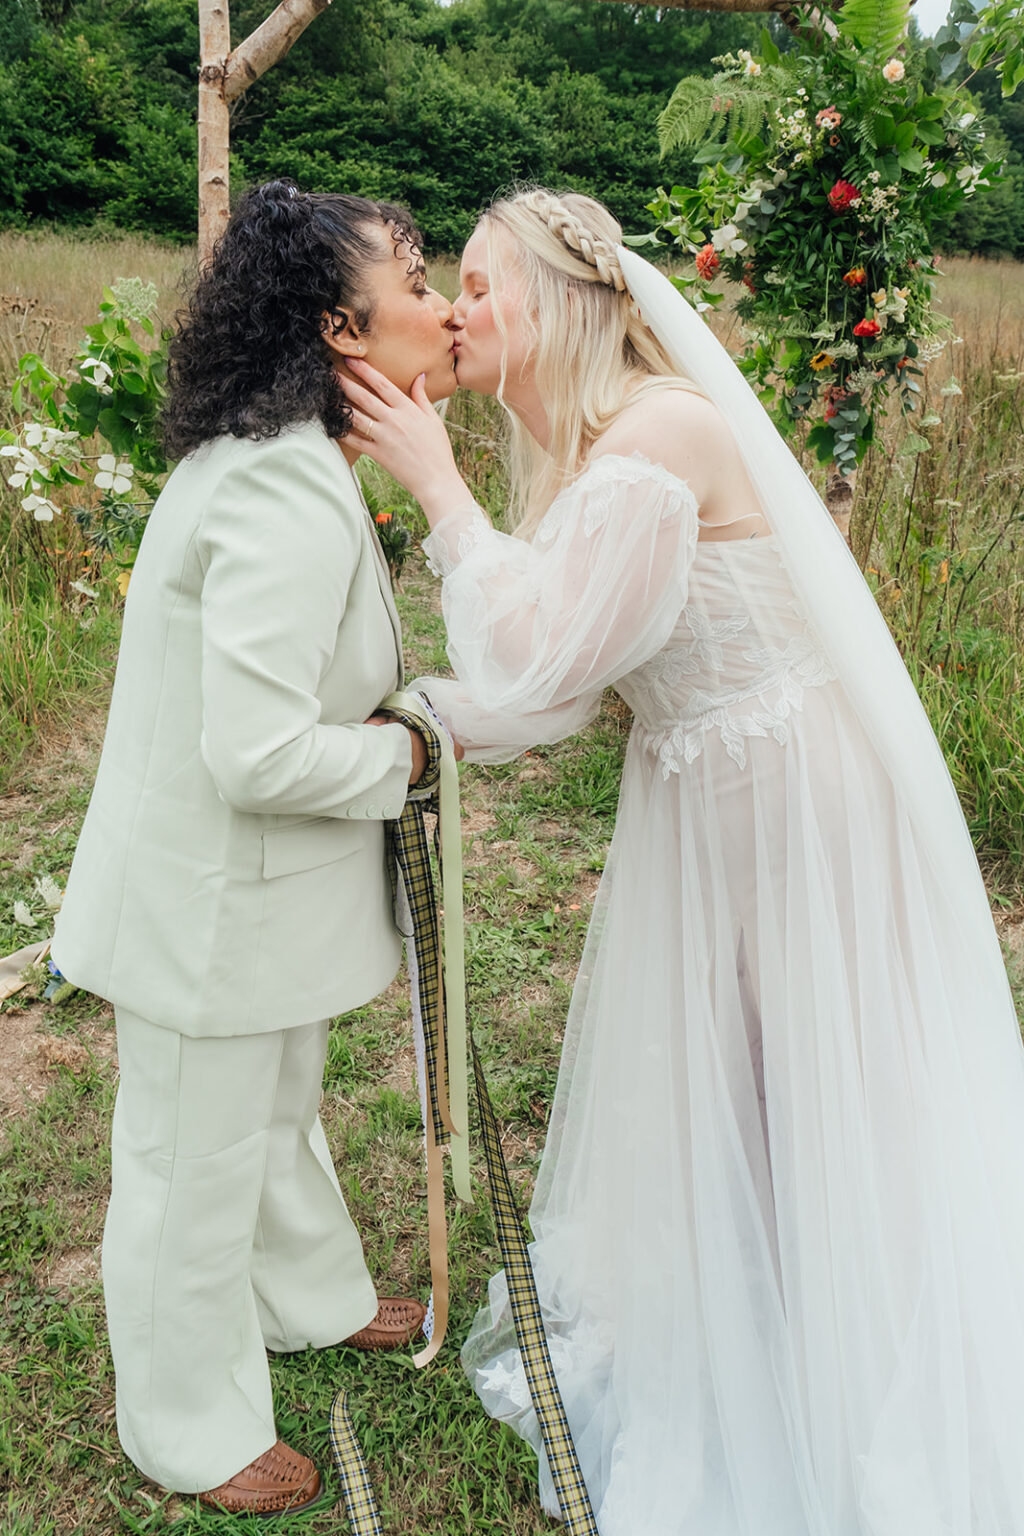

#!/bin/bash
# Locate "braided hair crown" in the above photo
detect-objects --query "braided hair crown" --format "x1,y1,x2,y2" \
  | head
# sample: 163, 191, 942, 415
515, 189, 628, 292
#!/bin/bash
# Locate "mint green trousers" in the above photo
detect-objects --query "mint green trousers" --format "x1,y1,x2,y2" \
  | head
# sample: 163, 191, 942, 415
103, 1009, 378, 1493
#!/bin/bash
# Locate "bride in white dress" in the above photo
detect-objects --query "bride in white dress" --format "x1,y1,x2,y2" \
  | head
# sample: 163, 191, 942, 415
343, 188, 1024, 1534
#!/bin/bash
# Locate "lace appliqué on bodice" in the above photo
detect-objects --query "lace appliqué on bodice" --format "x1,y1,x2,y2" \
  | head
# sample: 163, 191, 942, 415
624, 589, 837, 775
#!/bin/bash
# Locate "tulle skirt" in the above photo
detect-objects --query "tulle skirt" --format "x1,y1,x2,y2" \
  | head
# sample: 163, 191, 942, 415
462, 684, 1024, 1535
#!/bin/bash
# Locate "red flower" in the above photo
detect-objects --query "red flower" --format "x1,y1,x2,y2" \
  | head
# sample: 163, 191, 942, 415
823, 384, 849, 422
741, 261, 757, 295
828, 179, 861, 212
853, 318, 881, 338
695, 243, 720, 280
843, 266, 867, 287
896, 356, 910, 370
816, 106, 842, 130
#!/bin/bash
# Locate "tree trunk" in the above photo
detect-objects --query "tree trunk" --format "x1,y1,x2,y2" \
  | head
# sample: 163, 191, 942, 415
196, 0, 332, 266
826, 468, 855, 546
198, 0, 231, 269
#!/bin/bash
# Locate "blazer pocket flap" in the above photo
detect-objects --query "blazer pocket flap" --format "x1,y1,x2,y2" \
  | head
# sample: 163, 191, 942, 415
262, 817, 365, 880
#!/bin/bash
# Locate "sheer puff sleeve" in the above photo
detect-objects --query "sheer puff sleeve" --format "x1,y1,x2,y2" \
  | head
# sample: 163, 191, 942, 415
417, 454, 699, 759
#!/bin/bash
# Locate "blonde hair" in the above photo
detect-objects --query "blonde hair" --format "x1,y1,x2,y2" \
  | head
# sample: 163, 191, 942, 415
482, 187, 698, 537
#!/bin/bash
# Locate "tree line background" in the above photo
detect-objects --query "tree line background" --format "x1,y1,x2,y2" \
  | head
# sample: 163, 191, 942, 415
0, 0, 1021, 258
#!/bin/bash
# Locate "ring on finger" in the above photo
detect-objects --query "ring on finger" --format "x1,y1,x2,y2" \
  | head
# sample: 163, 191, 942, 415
362, 415, 375, 441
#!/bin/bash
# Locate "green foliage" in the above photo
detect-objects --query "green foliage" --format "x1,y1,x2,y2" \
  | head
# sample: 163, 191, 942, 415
837, 0, 912, 62
658, 66, 788, 158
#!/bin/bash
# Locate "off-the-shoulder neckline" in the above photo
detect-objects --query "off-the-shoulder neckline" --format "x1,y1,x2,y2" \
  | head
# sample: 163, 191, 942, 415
584, 449, 697, 504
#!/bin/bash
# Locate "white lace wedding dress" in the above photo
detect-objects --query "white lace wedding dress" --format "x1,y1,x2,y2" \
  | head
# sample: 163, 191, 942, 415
415, 452, 1024, 1536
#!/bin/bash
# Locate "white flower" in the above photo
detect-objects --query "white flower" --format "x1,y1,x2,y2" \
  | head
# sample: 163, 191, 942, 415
959, 112, 976, 129
882, 58, 906, 83
710, 223, 747, 254
70, 580, 99, 601
94, 454, 134, 495
772, 170, 788, 186
13, 900, 37, 927
734, 202, 752, 221
931, 170, 949, 187
21, 492, 59, 521
33, 875, 63, 911
78, 357, 114, 386
744, 58, 761, 76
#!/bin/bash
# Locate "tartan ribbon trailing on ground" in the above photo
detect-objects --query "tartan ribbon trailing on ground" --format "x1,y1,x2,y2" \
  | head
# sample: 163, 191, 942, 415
329, 1390, 383, 1536
329, 691, 597, 1534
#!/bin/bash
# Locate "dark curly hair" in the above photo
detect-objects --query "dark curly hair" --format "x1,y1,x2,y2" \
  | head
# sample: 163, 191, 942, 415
161, 180, 421, 460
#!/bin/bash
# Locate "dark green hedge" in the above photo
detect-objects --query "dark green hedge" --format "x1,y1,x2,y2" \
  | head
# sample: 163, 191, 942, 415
0, 0, 1020, 258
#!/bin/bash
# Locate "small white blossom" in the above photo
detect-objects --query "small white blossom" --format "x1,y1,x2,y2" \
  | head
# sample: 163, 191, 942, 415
78, 356, 114, 386
70, 580, 99, 601
33, 875, 63, 911
22, 492, 60, 521
94, 454, 134, 495
931, 170, 949, 187
13, 900, 37, 928
710, 223, 747, 255
959, 112, 976, 129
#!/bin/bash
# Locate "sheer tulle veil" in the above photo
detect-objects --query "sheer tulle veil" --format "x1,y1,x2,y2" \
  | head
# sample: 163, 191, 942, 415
617, 245, 1007, 980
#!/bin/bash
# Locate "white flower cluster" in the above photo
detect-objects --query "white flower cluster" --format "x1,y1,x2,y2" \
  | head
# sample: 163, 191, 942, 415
0, 423, 80, 521
858, 183, 900, 224
774, 99, 814, 160
870, 286, 912, 330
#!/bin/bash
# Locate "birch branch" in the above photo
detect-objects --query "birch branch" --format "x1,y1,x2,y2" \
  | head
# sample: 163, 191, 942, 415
224, 0, 333, 103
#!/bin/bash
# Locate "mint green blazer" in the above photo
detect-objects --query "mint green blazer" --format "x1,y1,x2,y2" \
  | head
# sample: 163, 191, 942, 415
53, 421, 410, 1036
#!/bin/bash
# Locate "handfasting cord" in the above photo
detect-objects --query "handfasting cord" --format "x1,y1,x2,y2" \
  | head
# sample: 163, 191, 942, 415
328, 692, 598, 1535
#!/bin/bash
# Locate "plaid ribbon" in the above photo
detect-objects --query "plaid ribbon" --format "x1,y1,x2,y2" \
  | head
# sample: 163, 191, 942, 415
329, 692, 597, 1534
329, 1390, 383, 1536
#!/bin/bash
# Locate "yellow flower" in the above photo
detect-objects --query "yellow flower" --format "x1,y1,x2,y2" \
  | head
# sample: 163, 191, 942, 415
809, 351, 834, 371
116, 569, 132, 597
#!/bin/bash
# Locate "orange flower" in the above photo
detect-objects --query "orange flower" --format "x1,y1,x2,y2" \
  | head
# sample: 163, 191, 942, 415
853, 318, 881, 338
375, 511, 393, 525
843, 266, 867, 287
695, 243, 720, 280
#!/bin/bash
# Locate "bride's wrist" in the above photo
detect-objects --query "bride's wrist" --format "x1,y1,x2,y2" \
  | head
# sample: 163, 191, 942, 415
418, 472, 477, 528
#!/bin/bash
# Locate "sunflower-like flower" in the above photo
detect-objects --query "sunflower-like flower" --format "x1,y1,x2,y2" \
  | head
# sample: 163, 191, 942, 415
809, 351, 835, 371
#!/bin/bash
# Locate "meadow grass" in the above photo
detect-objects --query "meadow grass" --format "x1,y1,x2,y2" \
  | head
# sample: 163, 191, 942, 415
1, 234, 1023, 1533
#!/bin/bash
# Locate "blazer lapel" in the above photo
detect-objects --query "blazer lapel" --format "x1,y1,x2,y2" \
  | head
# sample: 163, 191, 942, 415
334, 447, 405, 687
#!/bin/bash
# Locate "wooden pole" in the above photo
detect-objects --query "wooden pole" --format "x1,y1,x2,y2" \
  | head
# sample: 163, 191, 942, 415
198, 0, 231, 269
196, 0, 333, 267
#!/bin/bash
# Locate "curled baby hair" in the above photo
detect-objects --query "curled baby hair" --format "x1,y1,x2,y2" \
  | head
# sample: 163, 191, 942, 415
162, 179, 422, 460
481, 185, 698, 537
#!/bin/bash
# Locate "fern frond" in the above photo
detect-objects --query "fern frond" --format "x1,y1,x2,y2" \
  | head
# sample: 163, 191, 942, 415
658, 71, 782, 157
837, 0, 910, 60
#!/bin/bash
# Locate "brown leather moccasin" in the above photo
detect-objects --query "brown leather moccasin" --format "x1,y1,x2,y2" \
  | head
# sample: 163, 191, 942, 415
198, 1439, 322, 1517
343, 1296, 427, 1351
